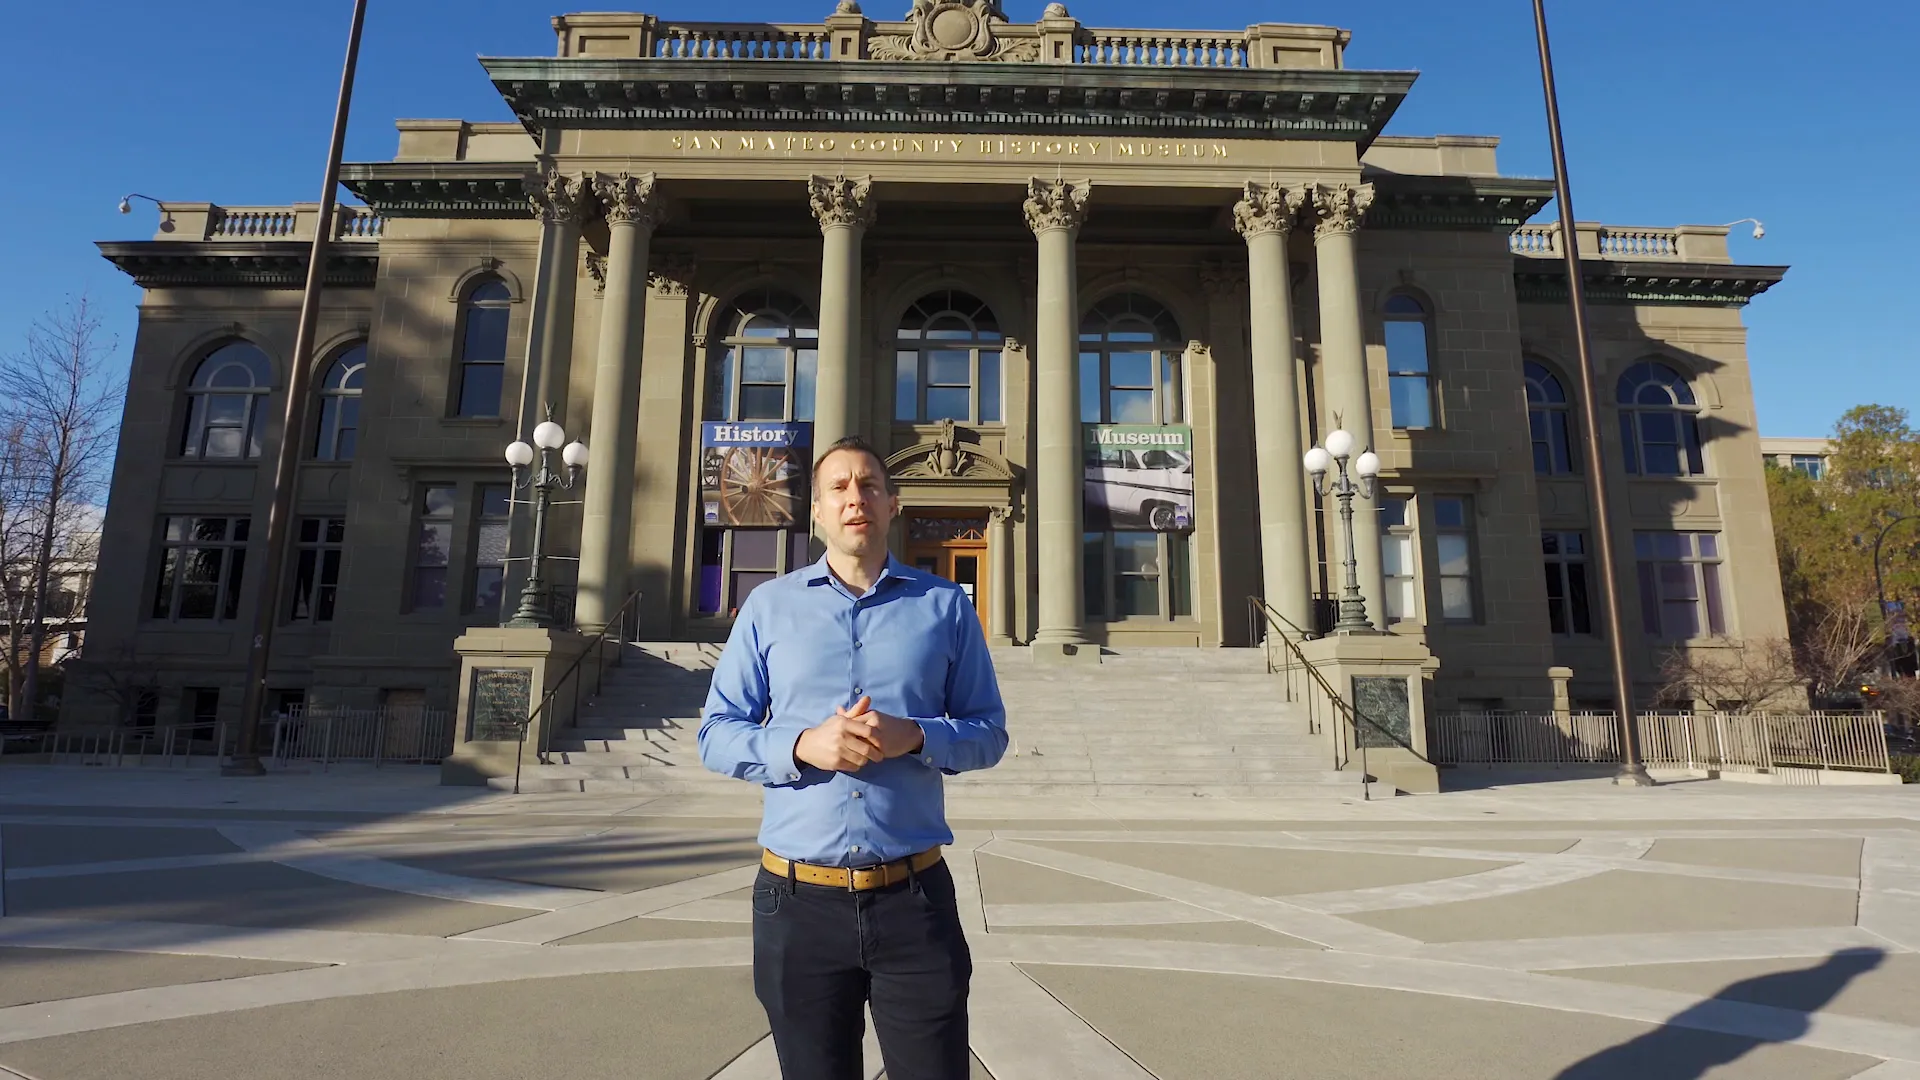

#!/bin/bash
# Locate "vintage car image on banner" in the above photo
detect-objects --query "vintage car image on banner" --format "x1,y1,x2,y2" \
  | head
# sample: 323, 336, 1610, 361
1083, 424, 1195, 531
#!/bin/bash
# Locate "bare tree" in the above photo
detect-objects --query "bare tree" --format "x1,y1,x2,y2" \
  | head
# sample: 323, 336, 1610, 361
1656, 638, 1806, 713
74, 644, 163, 729
0, 297, 123, 722
1790, 593, 1884, 707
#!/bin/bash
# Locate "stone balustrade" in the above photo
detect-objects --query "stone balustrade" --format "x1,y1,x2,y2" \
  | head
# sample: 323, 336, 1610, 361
1509, 223, 1733, 263
1075, 29, 1249, 67
152, 203, 382, 243
652, 23, 834, 59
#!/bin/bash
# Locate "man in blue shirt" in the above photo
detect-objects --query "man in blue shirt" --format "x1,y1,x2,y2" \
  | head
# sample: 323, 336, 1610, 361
700, 434, 1008, 1080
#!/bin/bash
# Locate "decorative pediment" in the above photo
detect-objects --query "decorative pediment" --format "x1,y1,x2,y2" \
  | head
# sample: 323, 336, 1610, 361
886, 419, 1016, 483
869, 0, 1040, 62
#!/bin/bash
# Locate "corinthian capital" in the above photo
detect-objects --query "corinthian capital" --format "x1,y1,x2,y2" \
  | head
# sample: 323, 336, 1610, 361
1232, 181, 1309, 239
1023, 178, 1091, 235
808, 175, 876, 231
1311, 182, 1376, 239
526, 168, 593, 227
594, 171, 663, 229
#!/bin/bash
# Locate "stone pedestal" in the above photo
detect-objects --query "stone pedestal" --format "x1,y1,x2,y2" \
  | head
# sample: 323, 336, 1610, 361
441, 626, 594, 786
1297, 631, 1441, 794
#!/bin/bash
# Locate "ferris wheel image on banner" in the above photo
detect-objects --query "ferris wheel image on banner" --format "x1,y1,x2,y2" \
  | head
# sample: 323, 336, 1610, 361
699, 422, 812, 527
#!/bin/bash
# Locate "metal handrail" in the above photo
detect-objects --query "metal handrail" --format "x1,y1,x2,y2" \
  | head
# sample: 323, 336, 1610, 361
512, 590, 644, 795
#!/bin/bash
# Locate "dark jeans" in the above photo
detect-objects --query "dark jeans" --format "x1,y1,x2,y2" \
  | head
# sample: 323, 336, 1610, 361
752, 857, 972, 1080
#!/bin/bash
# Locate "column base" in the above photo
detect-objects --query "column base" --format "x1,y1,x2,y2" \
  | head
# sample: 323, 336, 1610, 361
1027, 640, 1102, 665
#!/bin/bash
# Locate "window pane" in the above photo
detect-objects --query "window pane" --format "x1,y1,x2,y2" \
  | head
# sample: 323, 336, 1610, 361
794, 350, 817, 421
789, 532, 812, 571
1666, 599, 1700, 640
1434, 497, 1467, 529
205, 394, 247, 424
708, 348, 735, 420
1109, 352, 1153, 388
895, 352, 918, 421
479, 484, 511, 517
698, 530, 724, 614
1083, 533, 1105, 619
203, 426, 244, 459
476, 522, 509, 567
1168, 535, 1191, 617
1440, 577, 1473, 620
739, 385, 786, 420
1530, 412, 1552, 474
978, 351, 1001, 423
1161, 355, 1180, 424
1638, 564, 1661, 635
473, 567, 504, 617
412, 567, 448, 610
1380, 497, 1408, 529
730, 571, 776, 611
732, 529, 781, 570
1703, 563, 1726, 635
1390, 375, 1432, 429
1108, 389, 1154, 424
416, 522, 452, 568
925, 350, 970, 386
1382, 534, 1413, 577
1620, 415, 1640, 474
152, 549, 178, 618
424, 486, 457, 517
458, 363, 503, 417
1544, 565, 1567, 635
1117, 575, 1161, 617
462, 305, 509, 362
1696, 534, 1718, 558
178, 580, 218, 620
1079, 352, 1101, 423
1437, 534, 1470, 576
1567, 563, 1593, 634
1112, 532, 1159, 575
741, 346, 786, 384
1657, 563, 1698, 600
291, 549, 318, 620
1384, 320, 1430, 374
925, 387, 970, 422
1388, 577, 1417, 623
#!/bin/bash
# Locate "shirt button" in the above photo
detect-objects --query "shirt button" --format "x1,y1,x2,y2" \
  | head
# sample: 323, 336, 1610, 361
852, 845, 862, 853
854, 641, 863, 649
853, 688, 864, 697
852, 790, 864, 799
923, 755, 934, 765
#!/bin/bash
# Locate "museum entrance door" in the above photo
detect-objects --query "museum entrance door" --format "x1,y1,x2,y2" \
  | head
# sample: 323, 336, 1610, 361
904, 513, 990, 638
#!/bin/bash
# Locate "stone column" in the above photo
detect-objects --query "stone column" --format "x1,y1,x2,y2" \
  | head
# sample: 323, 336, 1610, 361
1024, 178, 1092, 652
501, 168, 592, 625
1311, 182, 1388, 630
576, 172, 662, 631
989, 505, 1014, 646
808, 175, 875, 457
1234, 181, 1314, 638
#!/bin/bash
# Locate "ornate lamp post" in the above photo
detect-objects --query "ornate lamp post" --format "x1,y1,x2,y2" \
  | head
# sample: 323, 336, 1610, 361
1304, 429, 1381, 635
504, 419, 588, 629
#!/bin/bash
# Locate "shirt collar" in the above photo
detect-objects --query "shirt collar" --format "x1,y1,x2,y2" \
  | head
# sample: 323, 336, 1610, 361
806, 552, 916, 596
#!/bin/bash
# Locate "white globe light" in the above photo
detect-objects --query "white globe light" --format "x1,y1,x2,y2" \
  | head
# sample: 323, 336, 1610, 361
1355, 451, 1381, 478
1323, 429, 1354, 459
532, 421, 566, 450
1302, 446, 1332, 474
562, 440, 590, 468
504, 441, 534, 467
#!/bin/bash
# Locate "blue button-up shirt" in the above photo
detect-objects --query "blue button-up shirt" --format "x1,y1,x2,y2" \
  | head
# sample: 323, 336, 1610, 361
698, 553, 1008, 866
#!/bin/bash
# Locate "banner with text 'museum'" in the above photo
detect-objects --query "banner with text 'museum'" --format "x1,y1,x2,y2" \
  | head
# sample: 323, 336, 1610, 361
1083, 424, 1195, 532
700, 422, 812, 528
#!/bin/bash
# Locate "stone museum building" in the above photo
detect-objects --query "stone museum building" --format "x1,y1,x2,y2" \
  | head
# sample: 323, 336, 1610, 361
75, 1, 1793, 734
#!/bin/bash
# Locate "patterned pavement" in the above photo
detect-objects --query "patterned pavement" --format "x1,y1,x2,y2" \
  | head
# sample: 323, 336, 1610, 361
0, 767, 1917, 1079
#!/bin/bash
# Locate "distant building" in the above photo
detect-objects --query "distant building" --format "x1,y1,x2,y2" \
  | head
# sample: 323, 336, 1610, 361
1760, 437, 1833, 481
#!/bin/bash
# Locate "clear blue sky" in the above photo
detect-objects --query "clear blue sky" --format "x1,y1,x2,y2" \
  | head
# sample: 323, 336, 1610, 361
2, 0, 1912, 438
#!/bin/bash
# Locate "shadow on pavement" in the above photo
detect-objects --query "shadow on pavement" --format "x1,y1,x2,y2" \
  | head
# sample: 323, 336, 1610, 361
1553, 947, 1886, 1079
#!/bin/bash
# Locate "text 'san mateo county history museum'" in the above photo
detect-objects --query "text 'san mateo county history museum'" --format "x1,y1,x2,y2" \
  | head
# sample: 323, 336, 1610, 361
80, 0, 1793, 761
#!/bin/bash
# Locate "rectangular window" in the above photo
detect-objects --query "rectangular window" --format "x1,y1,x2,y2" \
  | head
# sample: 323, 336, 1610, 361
1384, 321, 1434, 429
289, 517, 346, 623
410, 485, 457, 611
1433, 496, 1475, 621
1082, 531, 1192, 622
151, 516, 250, 621
133, 690, 160, 730
1542, 531, 1593, 635
186, 687, 219, 726
695, 528, 811, 617
471, 483, 511, 619
1635, 531, 1727, 639
1790, 454, 1826, 480
1380, 497, 1417, 623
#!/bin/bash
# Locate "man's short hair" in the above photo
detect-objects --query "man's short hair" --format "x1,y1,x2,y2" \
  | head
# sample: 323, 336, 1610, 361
810, 434, 893, 497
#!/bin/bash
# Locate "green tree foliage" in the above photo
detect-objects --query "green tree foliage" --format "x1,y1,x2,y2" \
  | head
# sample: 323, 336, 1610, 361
1767, 405, 1920, 704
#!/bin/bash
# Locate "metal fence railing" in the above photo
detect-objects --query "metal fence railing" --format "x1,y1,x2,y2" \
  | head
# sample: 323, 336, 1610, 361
1432, 710, 1893, 774
0, 722, 233, 767
271, 706, 454, 768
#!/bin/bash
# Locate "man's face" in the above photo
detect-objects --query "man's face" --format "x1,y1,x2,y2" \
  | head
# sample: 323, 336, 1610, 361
811, 447, 898, 559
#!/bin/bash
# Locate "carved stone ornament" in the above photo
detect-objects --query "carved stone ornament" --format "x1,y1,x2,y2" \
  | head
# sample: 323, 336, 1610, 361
1232, 181, 1309, 239
868, 0, 1039, 62
594, 171, 662, 229
1022, 177, 1090, 235
929, 418, 972, 477
885, 424, 1016, 483
808, 175, 877, 231
1311, 182, 1376, 239
1197, 260, 1247, 297
648, 252, 695, 296
526, 168, 593, 227
583, 251, 607, 295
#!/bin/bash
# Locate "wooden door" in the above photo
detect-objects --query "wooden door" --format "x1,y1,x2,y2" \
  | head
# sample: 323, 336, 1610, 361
906, 536, 990, 638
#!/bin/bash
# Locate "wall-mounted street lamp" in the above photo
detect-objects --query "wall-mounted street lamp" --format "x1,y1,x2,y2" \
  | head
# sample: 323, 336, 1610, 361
1304, 428, 1380, 636
1720, 218, 1766, 240
504, 419, 588, 628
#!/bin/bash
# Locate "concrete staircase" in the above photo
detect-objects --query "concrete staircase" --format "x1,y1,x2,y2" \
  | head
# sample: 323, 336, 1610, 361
492, 642, 1359, 797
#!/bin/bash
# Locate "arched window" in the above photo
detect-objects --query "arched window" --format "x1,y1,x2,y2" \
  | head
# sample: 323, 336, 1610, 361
313, 344, 365, 461
1078, 294, 1192, 622
180, 342, 272, 459
1383, 293, 1434, 429
454, 279, 511, 417
705, 289, 819, 422
1617, 361, 1704, 476
1525, 360, 1574, 475
895, 290, 1003, 423
1079, 293, 1183, 424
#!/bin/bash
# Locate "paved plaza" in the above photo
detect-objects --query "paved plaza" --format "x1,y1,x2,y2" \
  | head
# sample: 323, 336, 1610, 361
0, 766, 1916, 1079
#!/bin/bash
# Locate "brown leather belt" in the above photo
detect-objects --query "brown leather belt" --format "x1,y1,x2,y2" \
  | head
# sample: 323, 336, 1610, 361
762, 846, 943, 891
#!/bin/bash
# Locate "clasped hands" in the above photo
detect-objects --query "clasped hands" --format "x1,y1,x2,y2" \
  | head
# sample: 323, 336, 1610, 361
794, 695, 925, 772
